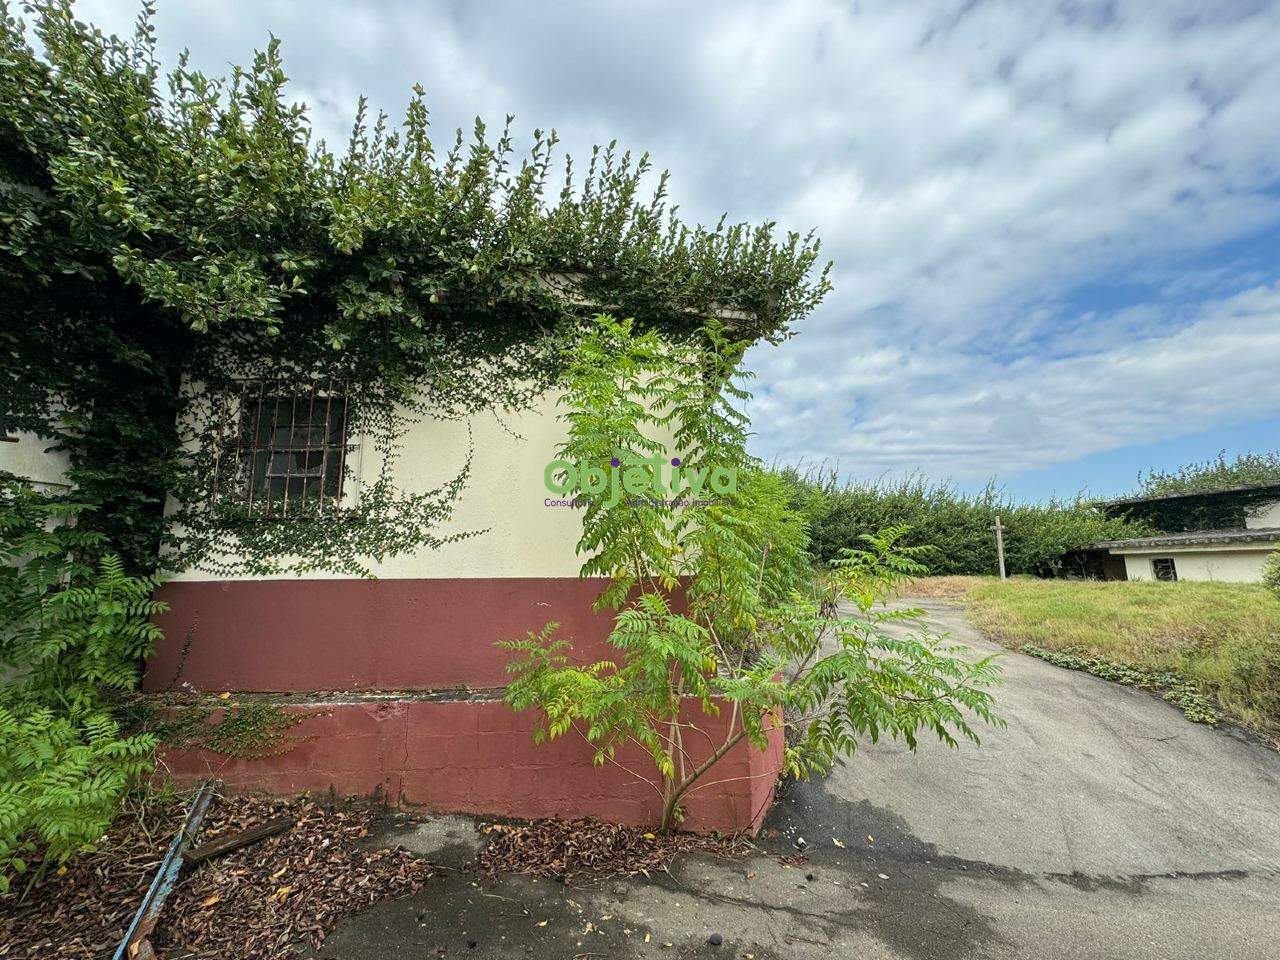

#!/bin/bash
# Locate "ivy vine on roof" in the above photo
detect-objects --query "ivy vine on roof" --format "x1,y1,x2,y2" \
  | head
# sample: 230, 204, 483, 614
0, 0, 831, 575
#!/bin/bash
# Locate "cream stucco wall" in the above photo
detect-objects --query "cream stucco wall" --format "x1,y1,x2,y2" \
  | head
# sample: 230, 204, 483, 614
170, 390, 681, 582
1245, 499, 1280, 529
4, 388, 681, 582
0, 431, 72, 493
1119, 546, 1276, 583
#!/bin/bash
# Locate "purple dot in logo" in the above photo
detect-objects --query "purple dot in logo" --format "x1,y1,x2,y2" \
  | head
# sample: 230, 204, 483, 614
610, 457, 620, 467
671, 457, 682, 466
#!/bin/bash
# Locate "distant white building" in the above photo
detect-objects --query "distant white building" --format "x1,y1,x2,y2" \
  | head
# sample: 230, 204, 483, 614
1096, 485, 1280, 583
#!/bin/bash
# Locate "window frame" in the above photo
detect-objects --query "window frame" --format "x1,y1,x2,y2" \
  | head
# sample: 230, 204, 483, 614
0, 403, 17, 442
1151, 557, 1178, 582
212, 378, 353, 517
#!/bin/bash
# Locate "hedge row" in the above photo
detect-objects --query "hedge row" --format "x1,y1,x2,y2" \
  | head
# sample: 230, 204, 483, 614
774, 468, 1146, 577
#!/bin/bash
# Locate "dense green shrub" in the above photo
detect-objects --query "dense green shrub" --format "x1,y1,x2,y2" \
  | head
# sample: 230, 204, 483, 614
0, 703, 154, 893
0, 481, 160, 892
1136, 450, 1280, 497
1, 0, 828, 577
775, 468, 1144, 576
1262, 552, 1280, 601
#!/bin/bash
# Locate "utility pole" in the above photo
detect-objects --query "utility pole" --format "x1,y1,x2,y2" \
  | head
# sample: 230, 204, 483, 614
992, 515, 1007, 580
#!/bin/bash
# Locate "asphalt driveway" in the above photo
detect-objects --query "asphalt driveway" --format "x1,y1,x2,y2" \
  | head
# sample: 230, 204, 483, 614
806, 598, 1280, 878
317, 599, 1280, 960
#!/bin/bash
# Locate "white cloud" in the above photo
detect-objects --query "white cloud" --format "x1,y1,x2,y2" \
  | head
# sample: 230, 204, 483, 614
73, 0, 1280, 482
749, 282, 1280, 477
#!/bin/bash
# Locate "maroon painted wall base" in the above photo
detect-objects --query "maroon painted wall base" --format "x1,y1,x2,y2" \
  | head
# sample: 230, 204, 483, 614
148, 577, 783, 833
159, 697, 785, 835
148, 578, 658, 692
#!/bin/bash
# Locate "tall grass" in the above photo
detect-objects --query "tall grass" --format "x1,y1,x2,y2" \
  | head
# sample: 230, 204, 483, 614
965, 578, 1280, 736
773, 466, 1144, 576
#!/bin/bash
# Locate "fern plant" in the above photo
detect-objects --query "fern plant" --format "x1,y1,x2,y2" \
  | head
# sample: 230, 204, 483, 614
0, 703, 154, 891
502, 316, 1002, 832
828, 524, 934, 609
0, 479, 160, 892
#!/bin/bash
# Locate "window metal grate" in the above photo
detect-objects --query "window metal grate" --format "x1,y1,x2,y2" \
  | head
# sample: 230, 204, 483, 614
0, 404, 16, 442
213, 379, 351, 517
1151, 557, 1178, 582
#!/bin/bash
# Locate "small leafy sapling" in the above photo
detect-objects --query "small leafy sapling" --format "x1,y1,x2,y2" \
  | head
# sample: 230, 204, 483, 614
502, 316, 1002, 832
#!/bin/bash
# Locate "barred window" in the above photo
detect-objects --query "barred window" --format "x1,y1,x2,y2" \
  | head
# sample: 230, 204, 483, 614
1151, 557, 1178, 582
215, 380, 350, 516
0, 403, 16, 441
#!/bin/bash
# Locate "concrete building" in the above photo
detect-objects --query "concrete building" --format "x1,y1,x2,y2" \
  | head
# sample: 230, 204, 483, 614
1, 381, 781, 833
1096, 485, 1280, 583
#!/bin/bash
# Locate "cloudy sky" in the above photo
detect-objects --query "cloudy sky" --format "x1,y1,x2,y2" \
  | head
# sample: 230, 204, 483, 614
79, 0, 1280, 500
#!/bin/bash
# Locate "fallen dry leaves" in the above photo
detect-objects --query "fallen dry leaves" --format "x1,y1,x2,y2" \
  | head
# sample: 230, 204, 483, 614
1, 799, 752, 957
478, 817, 748, 882
0, 793, 428, 960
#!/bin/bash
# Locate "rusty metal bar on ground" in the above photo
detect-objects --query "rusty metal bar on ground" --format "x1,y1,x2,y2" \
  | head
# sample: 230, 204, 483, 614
113, 780, 218, 960
184, 815, 294, 867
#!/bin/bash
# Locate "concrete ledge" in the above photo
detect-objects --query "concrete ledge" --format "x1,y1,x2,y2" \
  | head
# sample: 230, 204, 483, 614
158, 696, 784, 835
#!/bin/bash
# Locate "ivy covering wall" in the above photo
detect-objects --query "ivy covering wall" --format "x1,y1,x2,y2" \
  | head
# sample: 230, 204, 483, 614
1105, 451, 1280, 532
0, 0, 833, 887
0, 0, 831, 577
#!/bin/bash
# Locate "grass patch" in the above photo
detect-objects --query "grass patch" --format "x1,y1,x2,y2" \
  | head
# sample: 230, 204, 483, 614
900, 575, 995, 600
964, 578, 1280, 738
124, 696, 320, 759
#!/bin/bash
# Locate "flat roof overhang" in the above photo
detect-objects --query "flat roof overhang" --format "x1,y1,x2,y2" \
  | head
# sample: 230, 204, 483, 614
1095, 528, 1280, 554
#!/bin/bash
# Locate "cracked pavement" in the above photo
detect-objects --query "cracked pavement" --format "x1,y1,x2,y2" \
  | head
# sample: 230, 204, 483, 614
314, 600, 1280, 959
